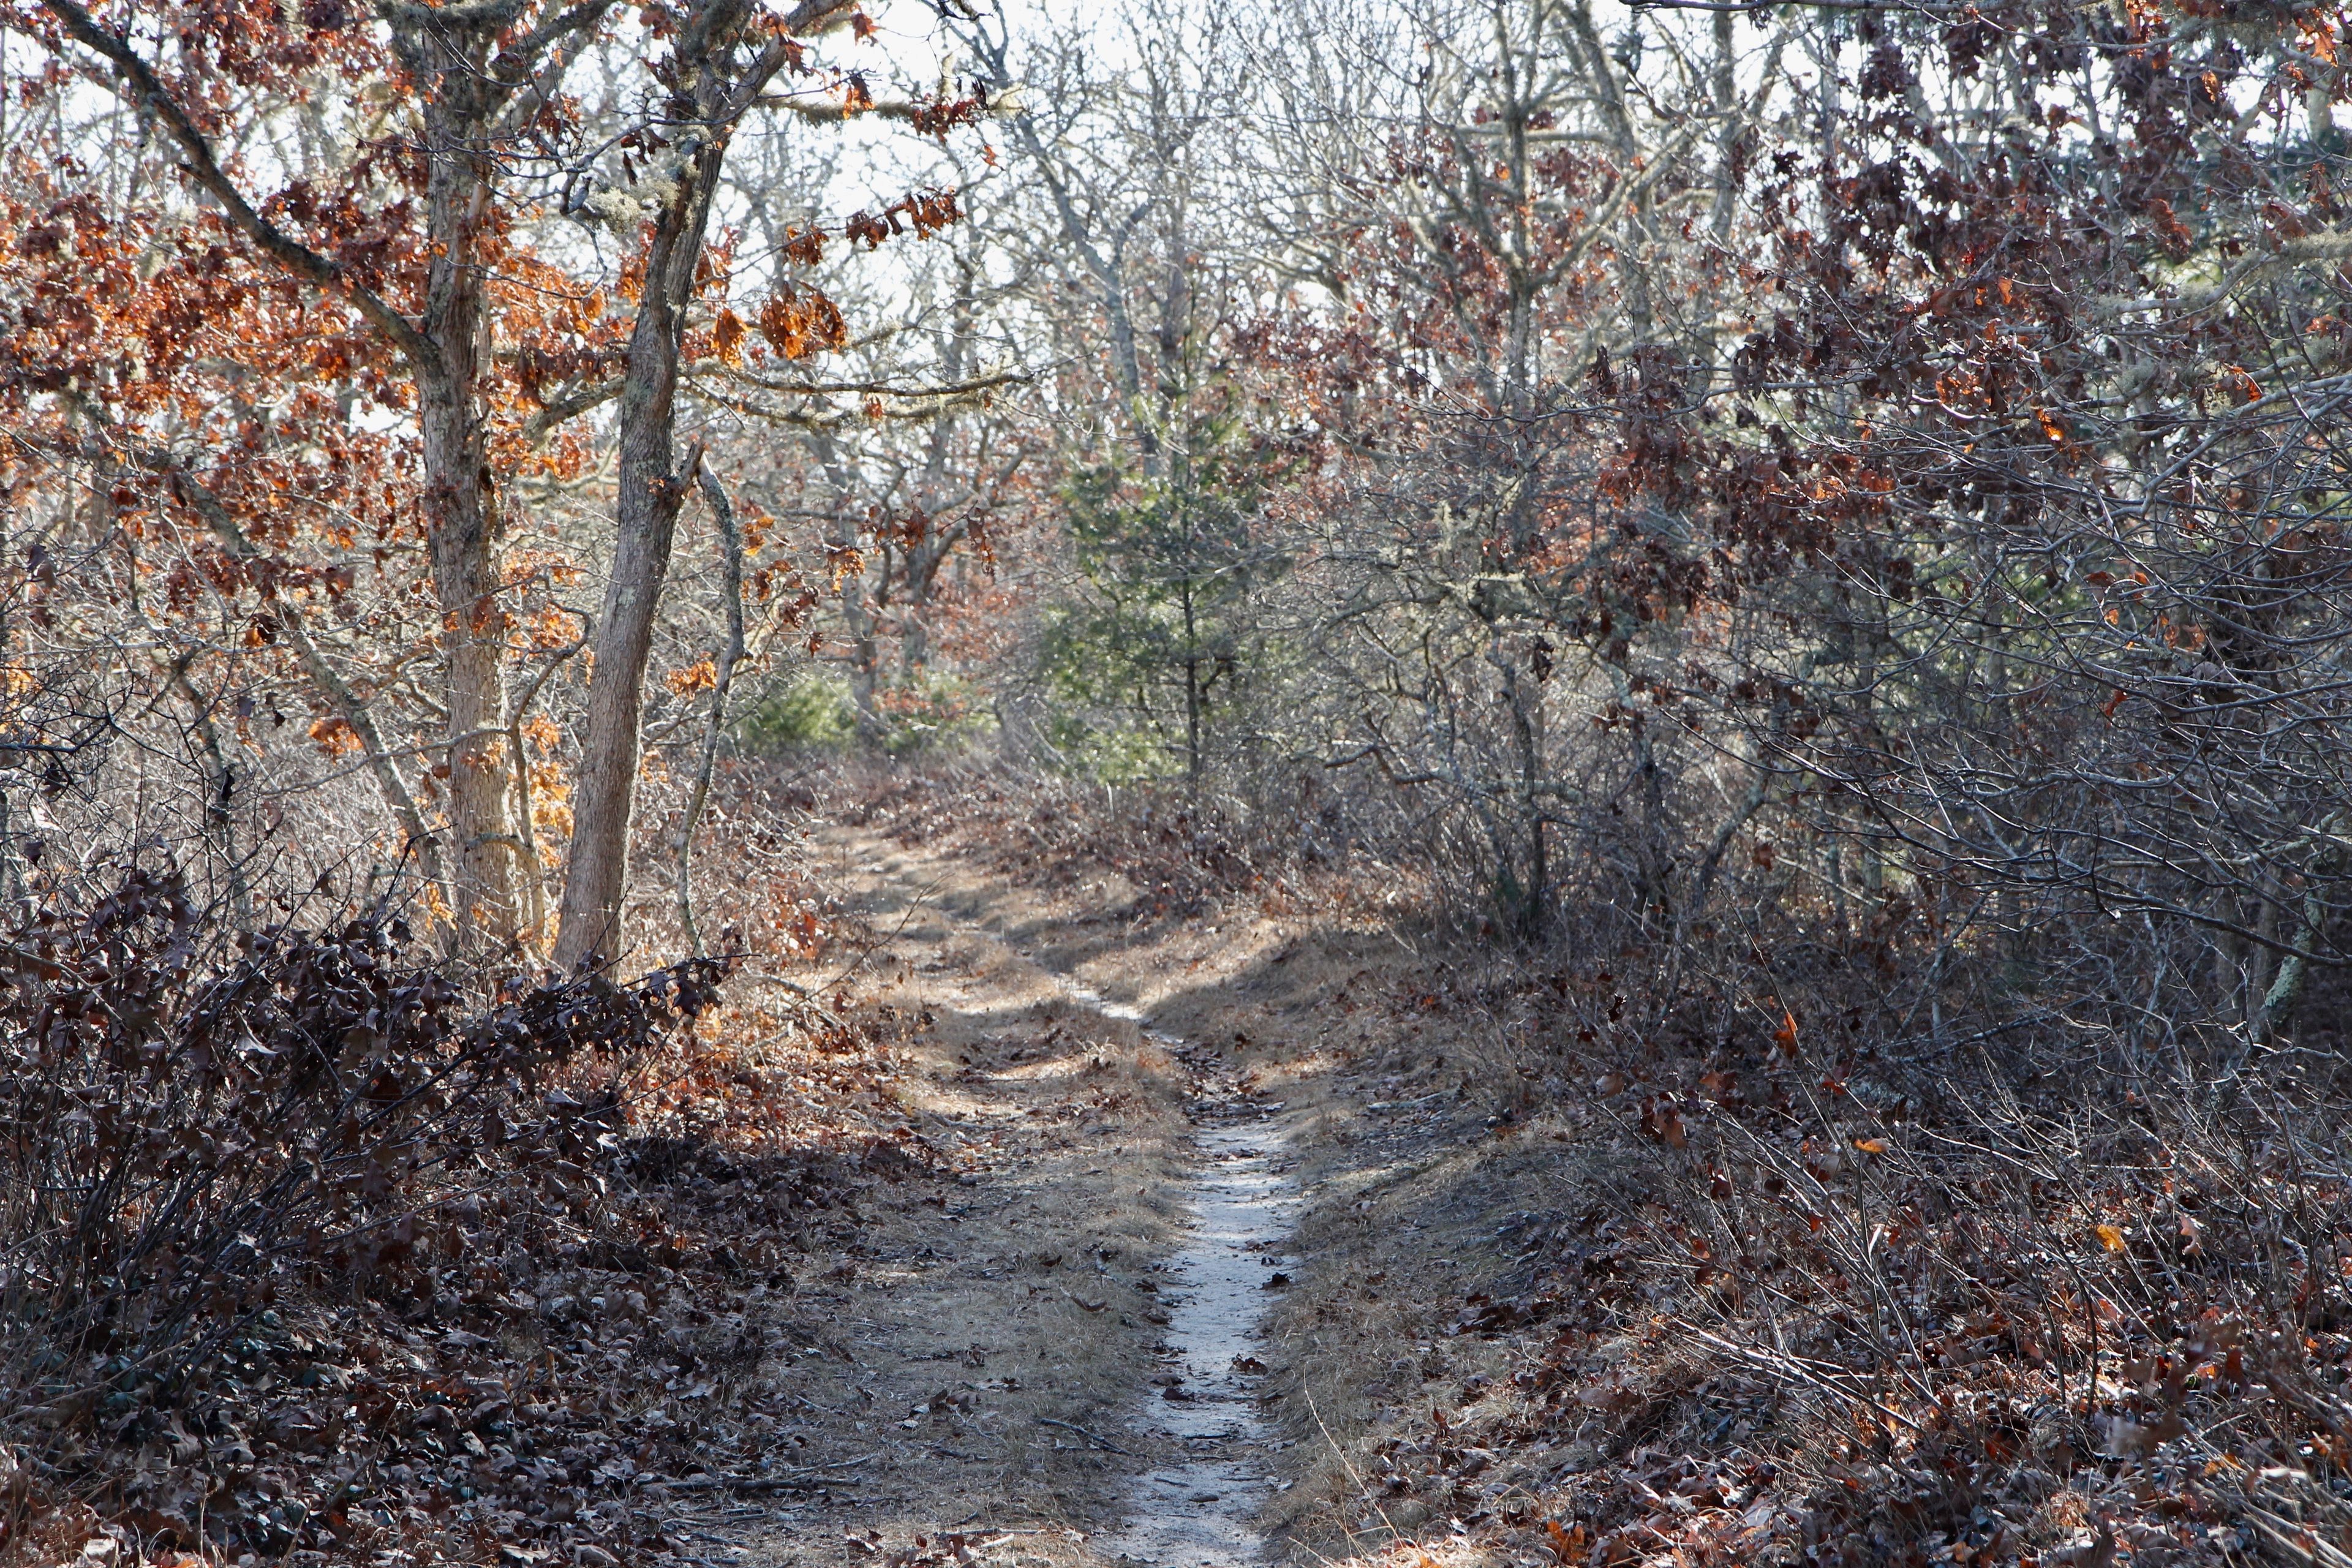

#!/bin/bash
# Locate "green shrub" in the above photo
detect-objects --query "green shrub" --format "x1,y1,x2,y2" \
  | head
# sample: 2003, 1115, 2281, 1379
1041, 707, 1176, 783
738, 669, 995, 756
875, 669, 997, 756
739, 671, 858, 752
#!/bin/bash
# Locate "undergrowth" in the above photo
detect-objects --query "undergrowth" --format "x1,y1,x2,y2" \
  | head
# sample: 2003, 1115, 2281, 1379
0, 854, 930, 1568
1334, 919, 2352, 1568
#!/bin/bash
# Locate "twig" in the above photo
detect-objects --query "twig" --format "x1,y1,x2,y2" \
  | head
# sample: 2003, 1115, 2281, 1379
2244, 1503, 2352, 1568
643, 1453, 876, 1493
820, 866, 950, 992
1366, 1090, 1452, 1112
1036, 1416, 1133, 1455
1667, 1319, 1929, 1434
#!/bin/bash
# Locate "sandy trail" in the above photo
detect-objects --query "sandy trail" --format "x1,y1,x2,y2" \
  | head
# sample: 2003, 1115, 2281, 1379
1094, 1110, 1295, 1567
1043, 981, 1298, 1567
729, 824, 1306, 1568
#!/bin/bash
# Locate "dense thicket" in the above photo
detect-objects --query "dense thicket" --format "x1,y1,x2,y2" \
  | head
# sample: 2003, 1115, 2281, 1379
1011, 0, 2352, 1062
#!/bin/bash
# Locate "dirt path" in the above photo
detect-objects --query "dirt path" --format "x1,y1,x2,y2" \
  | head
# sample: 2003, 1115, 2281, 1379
687, 808, 1587, 1568
716, 823, 1308, 1568
1090, 1054, 1295, 1567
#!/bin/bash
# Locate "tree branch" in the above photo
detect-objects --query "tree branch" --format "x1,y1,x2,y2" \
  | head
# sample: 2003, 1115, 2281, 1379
108, 440, 445, 883
36, 0, 435, 364
674, 459, 747, 957
708, 366, 1031, 399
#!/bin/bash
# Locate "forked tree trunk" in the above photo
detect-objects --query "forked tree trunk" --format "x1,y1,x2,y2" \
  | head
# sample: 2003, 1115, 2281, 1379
553, 61, 741, 972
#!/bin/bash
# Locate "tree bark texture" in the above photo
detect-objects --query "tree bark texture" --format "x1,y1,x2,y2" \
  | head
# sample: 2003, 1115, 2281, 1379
551, 196, 712, 969
554, 0, 787, 970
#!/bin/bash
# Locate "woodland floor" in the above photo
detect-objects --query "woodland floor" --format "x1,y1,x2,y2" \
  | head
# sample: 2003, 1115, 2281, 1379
668, 779, 1606, 1568
22, 769, 2305, 1568
526, 769, 2342, 1568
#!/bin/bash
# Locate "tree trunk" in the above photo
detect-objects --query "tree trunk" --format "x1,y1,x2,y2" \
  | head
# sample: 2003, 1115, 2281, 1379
846, 602, 884, 745
550, 0, 816, 969
412, 47, 517, 949
553, 124, 731, 973
675, 461, 748, 957
421, 369, 518, 946
1182, 576, 1202, 790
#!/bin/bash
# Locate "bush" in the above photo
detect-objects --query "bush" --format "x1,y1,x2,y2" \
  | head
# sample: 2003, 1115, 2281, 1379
1038, 707, 1178, 784
0, 865, 726, 1556
740, 671, 859, 752
873, 669, 995, 756
740, 669, 995, 757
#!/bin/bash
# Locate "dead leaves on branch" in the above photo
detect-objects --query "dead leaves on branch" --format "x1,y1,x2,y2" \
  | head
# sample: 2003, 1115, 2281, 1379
843, 189, 962, 250
758, 287, 849, 361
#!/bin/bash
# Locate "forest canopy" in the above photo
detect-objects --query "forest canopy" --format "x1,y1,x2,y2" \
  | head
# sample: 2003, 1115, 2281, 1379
7, 0, 2346, 1006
